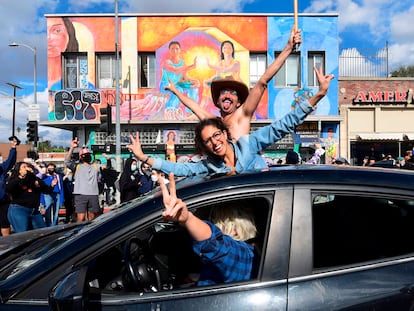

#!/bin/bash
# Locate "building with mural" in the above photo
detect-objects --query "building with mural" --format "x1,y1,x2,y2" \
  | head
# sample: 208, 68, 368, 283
44, 13, 340, 164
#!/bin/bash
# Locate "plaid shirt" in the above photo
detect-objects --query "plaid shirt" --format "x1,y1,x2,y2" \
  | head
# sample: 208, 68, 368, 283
193, 221, 254, 286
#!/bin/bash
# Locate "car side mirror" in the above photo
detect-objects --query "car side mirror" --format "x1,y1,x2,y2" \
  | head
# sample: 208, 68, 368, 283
48, 266, 89, 311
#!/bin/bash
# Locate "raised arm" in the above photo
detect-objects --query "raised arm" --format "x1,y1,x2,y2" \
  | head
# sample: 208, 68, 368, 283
65, 138, 79, 161
308, 66, 334, 107
128, 132, 155, 166
243, 26, 302, 117
165, 77, 215, 120
160, 173, 211, 241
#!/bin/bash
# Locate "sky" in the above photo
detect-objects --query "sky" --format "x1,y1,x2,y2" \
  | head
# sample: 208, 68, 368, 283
0, 0, 413, 148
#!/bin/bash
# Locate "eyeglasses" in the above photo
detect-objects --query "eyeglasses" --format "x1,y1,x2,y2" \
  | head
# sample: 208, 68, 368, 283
203, 130, 224, 146
219, 89, 237, 96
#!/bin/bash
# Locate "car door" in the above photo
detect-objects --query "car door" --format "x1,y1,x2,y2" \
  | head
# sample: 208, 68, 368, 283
288, 185, 414, 310
50, 187, 294, 311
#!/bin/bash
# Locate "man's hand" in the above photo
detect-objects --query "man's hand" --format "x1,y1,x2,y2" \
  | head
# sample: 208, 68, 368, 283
70, 138, 79, 149
288, 27, 302, 51
9, 135, 20, 147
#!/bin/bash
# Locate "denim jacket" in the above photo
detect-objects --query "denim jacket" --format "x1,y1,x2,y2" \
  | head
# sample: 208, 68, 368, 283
151, 100, 314, 176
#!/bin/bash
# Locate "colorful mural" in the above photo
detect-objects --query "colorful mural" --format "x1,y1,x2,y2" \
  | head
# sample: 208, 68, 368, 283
46, 15, 338, 124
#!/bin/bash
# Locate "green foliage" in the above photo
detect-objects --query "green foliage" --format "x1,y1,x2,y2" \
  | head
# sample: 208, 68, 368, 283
390, 65, 414, 77
37, 140, 65, 152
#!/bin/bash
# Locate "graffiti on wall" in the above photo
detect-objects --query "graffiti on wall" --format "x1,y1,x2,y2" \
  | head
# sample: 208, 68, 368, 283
52, 90, 100, 121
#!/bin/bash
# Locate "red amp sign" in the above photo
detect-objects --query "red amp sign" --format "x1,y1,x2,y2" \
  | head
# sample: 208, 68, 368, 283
353, 89, 414, 105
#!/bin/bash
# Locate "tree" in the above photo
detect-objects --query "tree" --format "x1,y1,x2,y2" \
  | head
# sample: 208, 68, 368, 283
391, 65, 414, 77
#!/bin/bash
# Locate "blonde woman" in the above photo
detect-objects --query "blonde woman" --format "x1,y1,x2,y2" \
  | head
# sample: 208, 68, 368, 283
160, 173, 256, 285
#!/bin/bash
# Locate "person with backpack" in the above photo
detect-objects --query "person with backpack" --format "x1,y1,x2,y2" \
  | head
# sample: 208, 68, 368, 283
64, 138, 100, 222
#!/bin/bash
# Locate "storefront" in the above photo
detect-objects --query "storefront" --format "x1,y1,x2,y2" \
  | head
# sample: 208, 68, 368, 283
338, 78, 414, 165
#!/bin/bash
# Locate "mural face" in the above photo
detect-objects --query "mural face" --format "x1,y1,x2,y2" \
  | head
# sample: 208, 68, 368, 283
47, 15, 338, 123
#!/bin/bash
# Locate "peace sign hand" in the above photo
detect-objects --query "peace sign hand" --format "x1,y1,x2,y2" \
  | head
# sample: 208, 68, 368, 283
159, 173, 189, 224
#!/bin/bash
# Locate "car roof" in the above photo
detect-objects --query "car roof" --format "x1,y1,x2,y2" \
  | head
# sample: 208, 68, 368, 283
172, 165, 414, 198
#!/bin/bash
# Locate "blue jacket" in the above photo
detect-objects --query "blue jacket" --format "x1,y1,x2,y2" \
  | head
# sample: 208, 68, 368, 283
0, 148, 17, 202
151, 100, 314, 176
41, 173, 65, 206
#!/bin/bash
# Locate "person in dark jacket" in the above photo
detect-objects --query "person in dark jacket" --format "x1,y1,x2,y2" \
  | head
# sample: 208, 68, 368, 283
6, 161, 57, 233
137, 161, 154, 196
119, 158, 141, 203
0, 136, 18, 236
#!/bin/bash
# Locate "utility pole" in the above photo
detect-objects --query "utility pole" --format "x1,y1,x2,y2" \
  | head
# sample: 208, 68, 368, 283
6, 82, 23, 137
114, 0, 122, 173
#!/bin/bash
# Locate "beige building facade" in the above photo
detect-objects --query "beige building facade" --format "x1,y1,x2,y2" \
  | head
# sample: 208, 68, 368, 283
338, 78, 414, 165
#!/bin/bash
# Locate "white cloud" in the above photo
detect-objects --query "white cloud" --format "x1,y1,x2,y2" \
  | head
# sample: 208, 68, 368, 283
306, 0, 414, 71
390, 5, 414, 45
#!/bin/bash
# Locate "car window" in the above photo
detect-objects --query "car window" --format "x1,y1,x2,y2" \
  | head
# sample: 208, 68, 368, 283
313, 193, 414, 269
84, 196, 272, 295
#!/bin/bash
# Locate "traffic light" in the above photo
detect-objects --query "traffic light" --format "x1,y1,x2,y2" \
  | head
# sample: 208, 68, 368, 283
99, 105, 112, 134
26, 121, 38, 142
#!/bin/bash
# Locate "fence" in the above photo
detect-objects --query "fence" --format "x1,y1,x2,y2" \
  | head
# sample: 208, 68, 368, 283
339, 43, 389, 78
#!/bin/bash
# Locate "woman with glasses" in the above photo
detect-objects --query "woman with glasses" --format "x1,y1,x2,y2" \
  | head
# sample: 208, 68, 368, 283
128, 67, 334, 177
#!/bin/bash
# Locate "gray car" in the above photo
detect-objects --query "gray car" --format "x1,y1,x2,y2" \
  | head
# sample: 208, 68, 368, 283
1, 165, 414, 310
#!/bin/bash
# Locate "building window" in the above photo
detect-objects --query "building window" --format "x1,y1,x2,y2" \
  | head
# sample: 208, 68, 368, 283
274, 52, 300, 87
96, 53, 122, 88
63, 53, 89, 89
308, 52, 325, 86
249, 53, 266, 87
139, 53, 156, 88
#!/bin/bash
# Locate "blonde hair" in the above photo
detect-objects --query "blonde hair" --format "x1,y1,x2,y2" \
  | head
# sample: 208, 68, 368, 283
211, 205, 256, 241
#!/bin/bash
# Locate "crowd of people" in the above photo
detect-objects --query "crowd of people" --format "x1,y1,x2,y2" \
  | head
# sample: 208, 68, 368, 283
0, 138, 161, 235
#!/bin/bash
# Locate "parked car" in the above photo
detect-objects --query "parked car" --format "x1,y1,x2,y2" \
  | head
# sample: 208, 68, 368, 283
1, 165, 414, 310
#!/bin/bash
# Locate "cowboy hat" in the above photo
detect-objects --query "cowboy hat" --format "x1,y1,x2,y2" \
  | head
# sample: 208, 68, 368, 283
211, 76, 249, 107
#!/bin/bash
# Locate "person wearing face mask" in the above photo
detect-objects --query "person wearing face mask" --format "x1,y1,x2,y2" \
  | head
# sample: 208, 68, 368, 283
119, 158, 142, 203
62, 166, 75, 223
6, 161, 57, 233
137, 161, 154, 196
151, 169, 169, 186
65, 138, 100, 222
39, 163, 64, 226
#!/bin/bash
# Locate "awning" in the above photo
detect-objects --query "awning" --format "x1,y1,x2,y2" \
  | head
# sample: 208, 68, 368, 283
356, 133, 403, 141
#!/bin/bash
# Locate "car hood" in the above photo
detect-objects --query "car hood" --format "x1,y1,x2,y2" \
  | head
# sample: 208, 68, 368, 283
0, 223, 81, 256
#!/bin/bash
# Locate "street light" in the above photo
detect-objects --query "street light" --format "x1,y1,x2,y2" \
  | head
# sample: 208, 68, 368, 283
6, 82, 23, 137
8, 42, 37, 121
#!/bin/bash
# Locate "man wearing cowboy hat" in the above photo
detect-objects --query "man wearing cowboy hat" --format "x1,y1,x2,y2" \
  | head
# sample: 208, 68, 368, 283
165, 26, 302, 141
